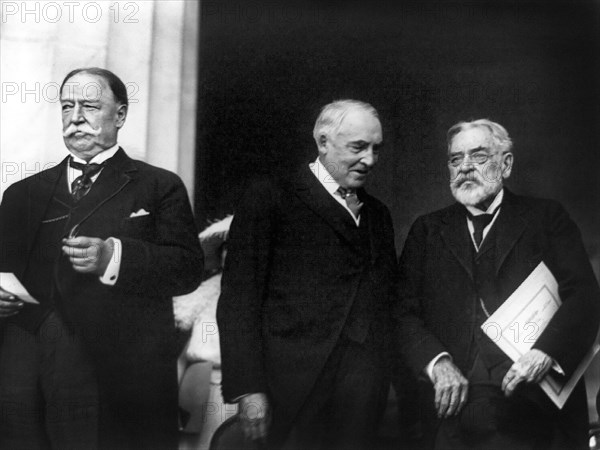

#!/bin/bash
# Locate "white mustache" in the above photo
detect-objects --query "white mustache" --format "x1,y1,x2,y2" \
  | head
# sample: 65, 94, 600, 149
453, 177, 481, 188
63, 124, 100, 138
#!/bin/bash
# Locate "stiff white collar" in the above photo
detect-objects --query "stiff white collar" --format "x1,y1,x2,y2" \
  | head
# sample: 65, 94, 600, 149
465, 188, 504, 216
309, 157, 341, 195
69, 143, 120, 165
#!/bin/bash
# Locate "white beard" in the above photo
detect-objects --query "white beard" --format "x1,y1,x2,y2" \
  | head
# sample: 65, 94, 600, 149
451, 175, 501, 207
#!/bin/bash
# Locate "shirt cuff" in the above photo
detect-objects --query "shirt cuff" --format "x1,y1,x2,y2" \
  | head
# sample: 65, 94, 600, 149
551, 360, 564, 375
425, 352, 451, 382
99, 237, 121, 286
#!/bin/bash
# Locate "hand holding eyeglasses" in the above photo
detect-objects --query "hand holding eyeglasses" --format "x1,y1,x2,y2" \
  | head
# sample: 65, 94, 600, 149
62, 235, 114, 275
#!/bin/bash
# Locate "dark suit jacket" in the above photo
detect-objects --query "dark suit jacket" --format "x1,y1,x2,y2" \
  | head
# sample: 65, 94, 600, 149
396, 188, 600, 443
217, 166, 397, 428
0, 148, 203, 443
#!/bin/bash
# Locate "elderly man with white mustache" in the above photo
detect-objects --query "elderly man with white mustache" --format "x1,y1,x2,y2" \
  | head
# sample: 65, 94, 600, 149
395, 119, 600, 449
0, 67, 202, 449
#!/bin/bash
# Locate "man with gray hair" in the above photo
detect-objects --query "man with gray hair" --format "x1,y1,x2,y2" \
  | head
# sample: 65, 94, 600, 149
218, 99, 398, 449
396, 119, 600, 448
0, 67, 202, 449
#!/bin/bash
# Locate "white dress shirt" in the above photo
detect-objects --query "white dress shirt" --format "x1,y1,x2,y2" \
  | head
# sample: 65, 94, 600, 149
309, 158, 360, 226
67, 144, 122, 286
465, 189, 503, 251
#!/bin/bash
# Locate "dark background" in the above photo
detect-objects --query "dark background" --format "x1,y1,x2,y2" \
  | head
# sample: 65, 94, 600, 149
195, 0, 599, 275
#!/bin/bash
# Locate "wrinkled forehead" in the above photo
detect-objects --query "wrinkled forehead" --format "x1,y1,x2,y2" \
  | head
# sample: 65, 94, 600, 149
60, 73, 113, 103
449, 126, 493, 153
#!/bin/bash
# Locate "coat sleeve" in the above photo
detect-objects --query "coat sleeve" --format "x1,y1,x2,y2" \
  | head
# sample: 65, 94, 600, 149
394, 216, 449, 377
532, 201, 600, 376
115, 172, 203, 297
0, 183, 26, 273
216, 179, 277, 402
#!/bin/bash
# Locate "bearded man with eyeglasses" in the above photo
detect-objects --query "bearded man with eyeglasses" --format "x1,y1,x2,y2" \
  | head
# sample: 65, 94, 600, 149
395, 119, 600, 449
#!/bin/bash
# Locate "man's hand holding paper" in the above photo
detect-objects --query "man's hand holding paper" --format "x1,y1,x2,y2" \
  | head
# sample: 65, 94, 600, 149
0, 286, 24, 318
0, 273, 38, 309
502, 349, 553, 396
482, 261, 599, 408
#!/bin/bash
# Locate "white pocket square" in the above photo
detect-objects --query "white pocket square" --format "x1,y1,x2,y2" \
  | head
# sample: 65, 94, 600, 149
129, 208, 150, 218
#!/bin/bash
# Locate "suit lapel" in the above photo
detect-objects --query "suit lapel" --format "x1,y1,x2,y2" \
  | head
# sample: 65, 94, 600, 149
493, 189, 528, 275
440, 203, 474, 281
70, 148, 136, 228
439, 189, 529, 280
290, 166, 361, 246
24, 159, 66, 258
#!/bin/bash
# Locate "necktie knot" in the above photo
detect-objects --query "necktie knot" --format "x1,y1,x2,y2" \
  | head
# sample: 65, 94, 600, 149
70, 158, 105, 201
467, 208, 498, 247
69, 159, 105, 177
336, 186, 354, 199
337, 187, 363, 219
469, 212, 495, 230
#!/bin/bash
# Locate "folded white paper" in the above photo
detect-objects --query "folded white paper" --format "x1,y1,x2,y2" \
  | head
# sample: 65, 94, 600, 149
481, 261, 599, 409
0, 272, 39, 304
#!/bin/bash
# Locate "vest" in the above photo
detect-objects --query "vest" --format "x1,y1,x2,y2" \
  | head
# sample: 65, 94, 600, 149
471, 225, 510, 371
12, 166, 101, 333
340, 204, 380, 345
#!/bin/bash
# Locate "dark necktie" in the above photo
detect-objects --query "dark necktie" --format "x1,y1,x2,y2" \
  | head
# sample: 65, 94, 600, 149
70, 159, 105, 201
467, 210, 497, 247
337, 187, 363, 219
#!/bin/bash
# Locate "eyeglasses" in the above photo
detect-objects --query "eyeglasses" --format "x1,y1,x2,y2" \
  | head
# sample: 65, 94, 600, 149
448, 151, 493, 167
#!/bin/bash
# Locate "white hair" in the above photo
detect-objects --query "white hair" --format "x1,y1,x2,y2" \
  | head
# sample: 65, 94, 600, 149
313, 99, 379, 144
447, 119, 513, 154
